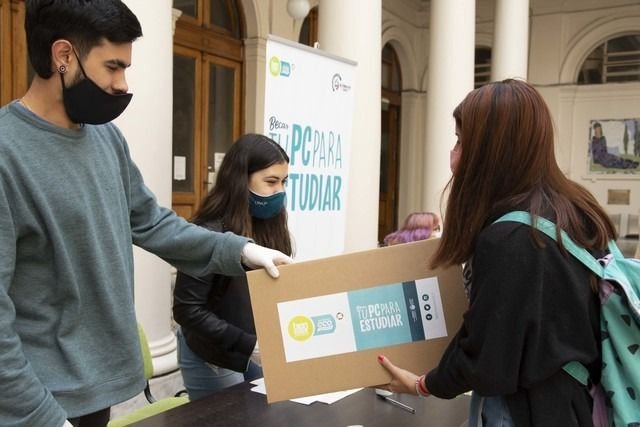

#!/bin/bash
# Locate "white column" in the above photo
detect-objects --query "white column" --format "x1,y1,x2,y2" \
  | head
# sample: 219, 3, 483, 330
423, 0, 475, 213
244, 37, 267, 133
117, 0, 177, 375
318, 0, 381, 252
491, 0, 530, 81
397, 90, 426, 222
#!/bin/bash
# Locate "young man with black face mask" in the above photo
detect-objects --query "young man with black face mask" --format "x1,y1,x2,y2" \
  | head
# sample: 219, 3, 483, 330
0, 1, 292, 426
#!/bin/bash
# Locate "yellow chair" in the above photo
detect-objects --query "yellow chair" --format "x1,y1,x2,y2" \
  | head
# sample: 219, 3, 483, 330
107, 324, 189, 427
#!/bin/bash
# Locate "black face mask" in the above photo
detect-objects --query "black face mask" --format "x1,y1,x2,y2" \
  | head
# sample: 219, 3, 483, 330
59, 54, 133, 125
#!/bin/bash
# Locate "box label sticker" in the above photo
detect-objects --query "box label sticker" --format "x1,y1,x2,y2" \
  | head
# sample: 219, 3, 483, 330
277, 277, 447, 362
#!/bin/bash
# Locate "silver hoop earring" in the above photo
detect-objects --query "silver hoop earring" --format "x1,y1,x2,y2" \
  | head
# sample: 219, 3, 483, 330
58, 65, 67, 74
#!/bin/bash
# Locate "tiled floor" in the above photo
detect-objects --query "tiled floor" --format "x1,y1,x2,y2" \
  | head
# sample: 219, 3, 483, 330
110, 370, 186, 420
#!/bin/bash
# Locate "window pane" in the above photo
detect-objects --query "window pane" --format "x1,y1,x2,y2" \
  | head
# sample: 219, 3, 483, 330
605, 36, 640, 83
607, 64, 640, 75
607, 74, 640, 82
606, 62, 640, 82
607, 51, 640, 62
579, 36, 640, 84
174, 0, 197, 18
578, 45, 604, 84
210, 0, 231, 29
210, 0, 241, 38
208, 64, 235, 168
474, 47, 492, 88
607, 35, 640, 53
172, 54, 196, 193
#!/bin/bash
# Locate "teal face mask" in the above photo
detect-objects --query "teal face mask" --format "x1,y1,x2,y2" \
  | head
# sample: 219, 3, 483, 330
248, 190, 286, 219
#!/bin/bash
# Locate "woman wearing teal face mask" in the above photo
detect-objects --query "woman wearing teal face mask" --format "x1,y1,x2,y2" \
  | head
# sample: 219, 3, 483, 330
173, 133, 292, 400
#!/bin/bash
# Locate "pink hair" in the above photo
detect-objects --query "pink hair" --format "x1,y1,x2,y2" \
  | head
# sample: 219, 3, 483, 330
383, 212, 440, 246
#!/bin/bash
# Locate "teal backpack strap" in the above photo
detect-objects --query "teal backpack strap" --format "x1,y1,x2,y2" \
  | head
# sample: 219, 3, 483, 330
495, 212, 597, 389
562, 360, 590, 386
607, 239, 624, 259
494, 211, 605, 278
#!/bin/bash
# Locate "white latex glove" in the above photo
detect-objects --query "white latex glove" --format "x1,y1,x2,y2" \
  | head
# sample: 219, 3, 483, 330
250, 341, 262, 367
63, 420, 73, 427
241, 242, 292, 278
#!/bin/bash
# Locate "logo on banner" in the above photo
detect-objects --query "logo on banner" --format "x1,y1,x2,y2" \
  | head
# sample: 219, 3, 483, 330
331, 73, 351, 92
287, 314, 337, 341
269, 56, 292, 77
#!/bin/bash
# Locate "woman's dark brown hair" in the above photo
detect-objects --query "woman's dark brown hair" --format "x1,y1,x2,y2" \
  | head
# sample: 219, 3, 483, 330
191, 133, 292, 256
431, 79, 616, 268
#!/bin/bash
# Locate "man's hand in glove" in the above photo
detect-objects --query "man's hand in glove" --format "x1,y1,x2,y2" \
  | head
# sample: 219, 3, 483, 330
241, 242, 292, 278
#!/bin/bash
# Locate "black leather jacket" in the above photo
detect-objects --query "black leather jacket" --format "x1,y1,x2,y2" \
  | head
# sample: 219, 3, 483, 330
173, 221, 256, 372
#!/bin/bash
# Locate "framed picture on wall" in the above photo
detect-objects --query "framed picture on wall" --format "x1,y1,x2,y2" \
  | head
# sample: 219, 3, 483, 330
588, 118, 640, 175
607, 189, 631, 205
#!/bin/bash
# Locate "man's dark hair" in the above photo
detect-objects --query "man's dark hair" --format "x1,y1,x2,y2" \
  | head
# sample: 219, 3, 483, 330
25, 0, 143, 78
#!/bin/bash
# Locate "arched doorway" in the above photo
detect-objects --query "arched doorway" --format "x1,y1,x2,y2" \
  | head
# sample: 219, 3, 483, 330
171, 0, 245, 218
298, 6, 318, 46
379, 43, 402, 244
577, 34, 640, 84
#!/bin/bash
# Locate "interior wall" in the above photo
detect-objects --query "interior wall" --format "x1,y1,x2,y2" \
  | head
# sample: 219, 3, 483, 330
529, 2, 640, 225
244, 0, 639, 232
381, 7, 428, 222
380, 0, 640, 225
566, 85, 639, 216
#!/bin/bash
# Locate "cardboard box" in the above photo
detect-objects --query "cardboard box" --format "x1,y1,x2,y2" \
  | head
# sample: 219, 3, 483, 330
247, 238, 466, 403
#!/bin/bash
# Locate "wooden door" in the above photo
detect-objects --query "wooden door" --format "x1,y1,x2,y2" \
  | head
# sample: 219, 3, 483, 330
171, 46, 203, 219
0, 0, 30, 106
171, 48, 242, 219
172, 0, 244, 218
378, 44, 403, 244
378, 103, 401, 243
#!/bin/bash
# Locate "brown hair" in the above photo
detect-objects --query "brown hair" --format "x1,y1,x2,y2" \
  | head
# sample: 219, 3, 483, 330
192, 133, 292, 256
431, 79, 616, 268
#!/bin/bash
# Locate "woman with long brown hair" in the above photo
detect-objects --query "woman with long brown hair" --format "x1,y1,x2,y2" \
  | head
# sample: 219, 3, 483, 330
173, 133, 292, 400
377, 79, 614, 426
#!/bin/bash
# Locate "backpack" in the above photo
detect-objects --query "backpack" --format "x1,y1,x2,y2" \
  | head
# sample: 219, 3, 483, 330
495, 211, 640, 427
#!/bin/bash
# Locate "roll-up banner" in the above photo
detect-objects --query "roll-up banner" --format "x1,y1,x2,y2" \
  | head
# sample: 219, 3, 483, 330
263, 35, 356, 261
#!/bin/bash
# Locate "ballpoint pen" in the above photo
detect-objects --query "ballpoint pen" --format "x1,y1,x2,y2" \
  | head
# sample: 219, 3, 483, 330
375, 389, 416, 414
378, 394, 416, 414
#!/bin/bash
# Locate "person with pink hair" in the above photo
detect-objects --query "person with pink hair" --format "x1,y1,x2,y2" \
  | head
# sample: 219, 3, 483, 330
383, 212, 441, 246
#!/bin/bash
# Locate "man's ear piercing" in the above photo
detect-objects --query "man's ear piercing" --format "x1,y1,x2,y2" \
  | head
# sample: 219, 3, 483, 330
58, 64, 67, 74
